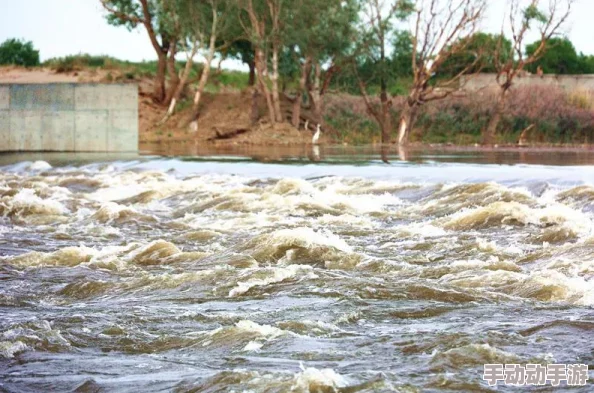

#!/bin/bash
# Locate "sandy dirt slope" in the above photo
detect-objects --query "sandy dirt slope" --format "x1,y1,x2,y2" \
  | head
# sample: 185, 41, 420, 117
0, 67, 110, 83
1, 66, 318, 148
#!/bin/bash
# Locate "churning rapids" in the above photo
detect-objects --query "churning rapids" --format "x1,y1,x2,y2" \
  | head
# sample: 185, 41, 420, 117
1, 156, 594, 392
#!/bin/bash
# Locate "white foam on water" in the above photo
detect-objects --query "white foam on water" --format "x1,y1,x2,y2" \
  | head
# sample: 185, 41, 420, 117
242, 341, 264, 352
5, 188, 68, 216
431, 343, 521, 368
292, 363, 349, 390
0, 340, 28, 358
444, 201, 592, 235
2, 320, 71, 352
395, 222, 447, 237
91, 202, 153, 224
125, 240, 181, 265
234, 320, 286, 339
2, 246, 97, 267
229, 265, 314, 297
316, 213, 376, 228
29, 161, 52, 171
265, 227, 353, 253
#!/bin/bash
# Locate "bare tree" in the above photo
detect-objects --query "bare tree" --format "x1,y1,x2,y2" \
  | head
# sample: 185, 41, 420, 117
397, 0, 486, 145
482, 0, 574, 144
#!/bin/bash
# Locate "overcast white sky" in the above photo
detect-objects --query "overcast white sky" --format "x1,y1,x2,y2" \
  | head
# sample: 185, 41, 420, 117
0, 0, 591, 68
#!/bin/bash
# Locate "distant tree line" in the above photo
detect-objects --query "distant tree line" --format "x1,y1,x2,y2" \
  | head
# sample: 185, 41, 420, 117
0, 39, 40, 67
0, 0, 578, 145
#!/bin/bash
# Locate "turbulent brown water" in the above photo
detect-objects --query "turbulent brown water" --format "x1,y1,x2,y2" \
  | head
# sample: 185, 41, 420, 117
1, 152, 594, 392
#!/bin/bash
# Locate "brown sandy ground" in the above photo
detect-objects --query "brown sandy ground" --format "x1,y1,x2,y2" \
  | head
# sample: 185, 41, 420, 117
0, 66, 316, 149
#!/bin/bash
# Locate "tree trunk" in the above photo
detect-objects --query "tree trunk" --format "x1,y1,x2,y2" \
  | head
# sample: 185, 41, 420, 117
483, 88, 508, 145
378, 18, 390, 144
136, 0, 167, 103
379, 76, 392, 144
292, 56, 312, 128
380, 97, 392, 144
164, 43, 180, 105
270, 42, 283, 123
250, 87, 260, 125
188, 37, 216, 129
154, 53, 167, 103
380, 144, 390, 164
160, 44, 198, 123
255, 47, 276, 125
310, 62, 323, 124
321, 64, 337, 96
397, 104, 416, 146
248, 61, 256, 86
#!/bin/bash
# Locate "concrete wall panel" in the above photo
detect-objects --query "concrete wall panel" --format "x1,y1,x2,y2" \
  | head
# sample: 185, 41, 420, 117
10, 111, 43, 150
75, 84, 137, 110
0, 83, 137, 152
462, 74, 594, 92
0, 111, 9, 149
75, 111, 108, 152
10, 84, 75, 111
0, 87, 9, 110
108, 110, 138, 152
42, 112, 75, 151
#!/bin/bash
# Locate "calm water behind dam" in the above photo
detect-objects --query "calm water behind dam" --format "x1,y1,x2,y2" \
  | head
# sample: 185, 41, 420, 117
1, 146, 594, 392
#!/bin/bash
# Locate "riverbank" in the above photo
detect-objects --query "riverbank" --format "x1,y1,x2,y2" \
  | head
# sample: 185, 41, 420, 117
3, 64, 594, 148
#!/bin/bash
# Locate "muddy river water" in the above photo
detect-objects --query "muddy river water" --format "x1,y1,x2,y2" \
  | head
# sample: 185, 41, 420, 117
1, 147, 594, 392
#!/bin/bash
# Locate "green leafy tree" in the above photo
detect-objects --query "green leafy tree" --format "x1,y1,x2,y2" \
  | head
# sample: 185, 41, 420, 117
337, 30, 413, 95
101, 0, 176, 103
577, 54, 594, 74
157, 0, 235, 127
0, 39, 40, 67
390, 30, 414, 78
525, 37, 579, 74
439, 33, 512, 77
225, 39, 256, 86
288, 0, 359, 126
238, 0, 287, 124
354, 0, 414, 144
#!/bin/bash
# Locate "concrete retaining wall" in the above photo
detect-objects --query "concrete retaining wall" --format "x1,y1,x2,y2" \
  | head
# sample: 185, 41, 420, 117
461, 74, 594, 93
0, 83, 138, 152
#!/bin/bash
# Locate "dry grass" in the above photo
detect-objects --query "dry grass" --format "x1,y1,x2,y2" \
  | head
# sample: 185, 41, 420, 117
322, 86, 594, 145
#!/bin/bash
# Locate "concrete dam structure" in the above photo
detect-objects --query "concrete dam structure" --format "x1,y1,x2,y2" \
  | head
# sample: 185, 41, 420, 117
0, 83, 138, 152
461, 73, 594, 93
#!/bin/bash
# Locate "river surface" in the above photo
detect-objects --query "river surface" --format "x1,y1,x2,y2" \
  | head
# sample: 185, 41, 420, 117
1, 147, 594, 392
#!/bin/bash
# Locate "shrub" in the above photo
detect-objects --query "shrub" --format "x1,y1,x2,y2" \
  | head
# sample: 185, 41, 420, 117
0, 38, 40, 67
567, 90, 594, 110
416, 86, 594, 144
43, 54, 118, 73
322, 85, 594, 145
324, 94, 382, 144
